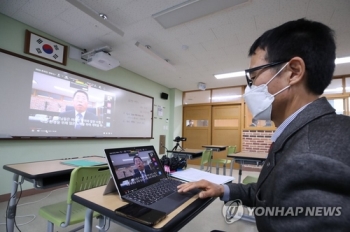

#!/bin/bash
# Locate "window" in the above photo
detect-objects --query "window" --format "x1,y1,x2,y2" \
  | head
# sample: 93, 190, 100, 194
324, 78, 343, 94
327, 98, 344, 114
183, 91, 210, 104
346, 77, 350, 93
211, 87, 242, 103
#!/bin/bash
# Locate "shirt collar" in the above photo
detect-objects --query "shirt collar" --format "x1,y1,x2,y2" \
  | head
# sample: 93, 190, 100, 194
75, 111, 86, 117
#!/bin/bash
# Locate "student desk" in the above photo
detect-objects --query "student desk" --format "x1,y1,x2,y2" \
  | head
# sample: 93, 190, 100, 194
3, 156, 106, 232
227, 152, 266, 183
170, 149, 203, 160
72, 186, 216, 232
202, 145, 227, 173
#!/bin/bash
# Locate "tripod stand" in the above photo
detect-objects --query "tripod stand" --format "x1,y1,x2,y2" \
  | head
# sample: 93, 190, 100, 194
172, 142, 184, 151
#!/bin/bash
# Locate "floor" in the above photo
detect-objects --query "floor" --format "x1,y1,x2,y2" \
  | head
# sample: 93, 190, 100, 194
0, 165, 260, 232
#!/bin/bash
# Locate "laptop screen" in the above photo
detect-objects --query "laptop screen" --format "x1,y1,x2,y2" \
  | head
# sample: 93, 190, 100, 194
105, 146, 166, 196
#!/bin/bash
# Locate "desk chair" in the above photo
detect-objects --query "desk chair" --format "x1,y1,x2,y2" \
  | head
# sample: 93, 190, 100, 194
39, 165, 110, 232
199, 150, 212, 172
200, 146, 236, 175
211, 146, 236, 175
241, 174, 258, 224
242, 175, 258, 184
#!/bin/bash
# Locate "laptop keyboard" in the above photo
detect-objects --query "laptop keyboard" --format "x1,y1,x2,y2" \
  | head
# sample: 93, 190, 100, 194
124, 178, 183, 205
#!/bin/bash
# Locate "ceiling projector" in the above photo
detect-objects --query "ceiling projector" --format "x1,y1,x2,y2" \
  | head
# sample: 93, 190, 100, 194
86, 51, 120, 71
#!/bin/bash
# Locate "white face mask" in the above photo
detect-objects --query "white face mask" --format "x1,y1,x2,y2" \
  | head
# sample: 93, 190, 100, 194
243, 62, 289, 121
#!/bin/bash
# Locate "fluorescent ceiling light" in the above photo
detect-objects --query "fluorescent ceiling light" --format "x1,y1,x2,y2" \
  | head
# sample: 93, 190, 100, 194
335, 56, 350, 65
66, 0, 124, 37
215, 71, 245, 79
152, 0, 249, 29
135, 42, 176, 71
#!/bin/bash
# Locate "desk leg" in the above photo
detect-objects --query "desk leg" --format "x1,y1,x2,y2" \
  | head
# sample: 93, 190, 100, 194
84, 208, 93, 232
229, 159, 233, 177
238, 163, 242, 183
6, 174, 19, 232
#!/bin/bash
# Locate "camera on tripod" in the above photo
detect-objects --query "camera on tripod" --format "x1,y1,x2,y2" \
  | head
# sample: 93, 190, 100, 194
172, 136, 187, 151
173, 136, 187, 142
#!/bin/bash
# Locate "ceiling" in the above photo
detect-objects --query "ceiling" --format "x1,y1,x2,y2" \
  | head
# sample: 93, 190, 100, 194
1, 0, 350, 91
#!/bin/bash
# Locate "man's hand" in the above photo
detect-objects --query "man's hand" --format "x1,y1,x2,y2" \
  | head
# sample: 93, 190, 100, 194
177, 179, 224, 199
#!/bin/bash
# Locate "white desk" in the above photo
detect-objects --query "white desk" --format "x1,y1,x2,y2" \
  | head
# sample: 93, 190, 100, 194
3, 156, 106, 232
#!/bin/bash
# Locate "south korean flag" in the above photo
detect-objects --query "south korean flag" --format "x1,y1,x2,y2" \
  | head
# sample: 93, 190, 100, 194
29, 33, 64, 62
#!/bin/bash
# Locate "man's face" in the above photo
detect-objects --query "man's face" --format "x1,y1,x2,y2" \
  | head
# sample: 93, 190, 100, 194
249, 48, 290, 120
134, 158, 144, 171
73, 92, 88, 113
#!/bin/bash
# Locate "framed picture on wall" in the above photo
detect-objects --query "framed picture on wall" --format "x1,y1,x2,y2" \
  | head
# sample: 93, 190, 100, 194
24, 30, 68, 65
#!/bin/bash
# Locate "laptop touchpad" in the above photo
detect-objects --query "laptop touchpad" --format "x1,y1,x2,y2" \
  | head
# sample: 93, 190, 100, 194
169, 189, 200, 200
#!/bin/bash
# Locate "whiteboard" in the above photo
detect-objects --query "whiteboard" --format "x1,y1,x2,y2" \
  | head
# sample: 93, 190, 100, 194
0, 49, 153, 139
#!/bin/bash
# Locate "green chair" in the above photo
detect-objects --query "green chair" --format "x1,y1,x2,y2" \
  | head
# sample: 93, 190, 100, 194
242, 175, 258, 184
211, 145, 236, 175
199, 149, 212, 172
200, 146, 236, 175
39, 165, 110, 232
241, 175, 258, 224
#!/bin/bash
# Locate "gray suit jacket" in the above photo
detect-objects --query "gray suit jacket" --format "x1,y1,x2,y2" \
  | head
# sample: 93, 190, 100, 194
227, 97, 350, 231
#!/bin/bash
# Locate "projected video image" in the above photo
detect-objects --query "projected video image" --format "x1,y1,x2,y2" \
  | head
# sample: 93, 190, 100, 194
0, 50, 153, 139
28, 68, 115, 136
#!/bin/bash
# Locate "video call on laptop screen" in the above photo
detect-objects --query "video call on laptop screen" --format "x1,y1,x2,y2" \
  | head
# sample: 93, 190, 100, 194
106, 146, 166, 195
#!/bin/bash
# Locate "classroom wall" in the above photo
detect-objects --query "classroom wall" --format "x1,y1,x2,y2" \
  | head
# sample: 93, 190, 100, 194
242, 130, 274, 153
0, 13, 182, 195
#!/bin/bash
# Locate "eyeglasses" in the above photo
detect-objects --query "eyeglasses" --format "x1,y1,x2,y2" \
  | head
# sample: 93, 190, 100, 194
245, 61, 288, 87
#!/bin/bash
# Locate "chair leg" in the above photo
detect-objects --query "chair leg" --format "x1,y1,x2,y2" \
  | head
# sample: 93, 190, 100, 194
47, 221, 54, 232
216, 163, 219, 174
223, 164, 226, 176
83, 208, 94, 232
98, 216, 105, 232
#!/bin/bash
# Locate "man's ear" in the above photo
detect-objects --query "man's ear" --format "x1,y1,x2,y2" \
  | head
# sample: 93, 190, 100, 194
288, 57, 305, 85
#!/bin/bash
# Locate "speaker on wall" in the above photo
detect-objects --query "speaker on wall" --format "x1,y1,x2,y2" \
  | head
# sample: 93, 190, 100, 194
160, 92, 168, 100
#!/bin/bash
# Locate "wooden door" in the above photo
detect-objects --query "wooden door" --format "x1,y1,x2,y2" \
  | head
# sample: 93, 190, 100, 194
212, 105, 241, 159
183, 105, 211, 165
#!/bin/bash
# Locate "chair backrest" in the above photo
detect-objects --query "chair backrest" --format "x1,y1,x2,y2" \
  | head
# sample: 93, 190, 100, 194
66, 165, 110, 204
227, 145, 236, 156
200, 150, 212, 167
242, 176, 258, 185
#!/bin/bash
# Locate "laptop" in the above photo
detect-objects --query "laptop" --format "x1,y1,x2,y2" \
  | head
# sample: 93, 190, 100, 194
104, 145, 200, 214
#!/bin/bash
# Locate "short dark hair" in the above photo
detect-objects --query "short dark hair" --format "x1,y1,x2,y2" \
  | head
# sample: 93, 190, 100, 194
73, 90, 89, 100
133, 155, 142, 163
248, 18, 336, 95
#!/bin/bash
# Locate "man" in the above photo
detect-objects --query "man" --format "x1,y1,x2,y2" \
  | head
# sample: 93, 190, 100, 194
59, 90, 97, 129
178, 18, 350, 231
133, 155, 153, 183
